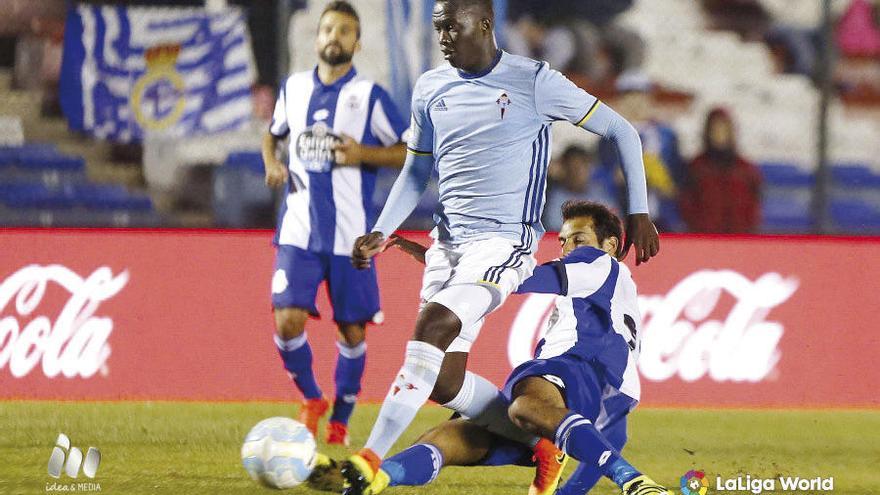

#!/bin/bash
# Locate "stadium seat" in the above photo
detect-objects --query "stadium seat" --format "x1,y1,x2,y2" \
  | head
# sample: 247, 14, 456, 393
759, 163, 815, 187
830, 163, 880, 188
829, 199, 880, 233
213, 150, 274, 227
761, 196, 813, 232
71, 183, 154, 211
224, 151, 266, 175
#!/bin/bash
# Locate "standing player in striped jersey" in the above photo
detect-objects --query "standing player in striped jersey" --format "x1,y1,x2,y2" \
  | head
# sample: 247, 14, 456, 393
342, 0, 659, 493
262, 1, 408, 445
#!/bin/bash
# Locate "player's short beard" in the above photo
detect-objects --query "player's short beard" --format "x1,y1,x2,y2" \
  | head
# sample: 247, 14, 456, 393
319, 44, 354, 66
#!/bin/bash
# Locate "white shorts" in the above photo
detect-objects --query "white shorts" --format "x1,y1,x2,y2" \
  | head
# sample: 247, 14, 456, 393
419, 236, 537, 353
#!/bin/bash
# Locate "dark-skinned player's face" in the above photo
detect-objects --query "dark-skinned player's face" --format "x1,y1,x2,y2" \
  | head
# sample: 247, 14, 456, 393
432, 1, 491, 70
315, 11, 360, 66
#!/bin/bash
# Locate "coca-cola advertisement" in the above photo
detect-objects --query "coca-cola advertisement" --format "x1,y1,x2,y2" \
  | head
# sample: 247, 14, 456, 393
1, 229, 878, 407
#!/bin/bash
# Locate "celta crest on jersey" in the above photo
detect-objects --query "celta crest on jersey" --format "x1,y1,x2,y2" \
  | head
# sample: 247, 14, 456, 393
496, 92, 511, 119
295, 121, 341, 173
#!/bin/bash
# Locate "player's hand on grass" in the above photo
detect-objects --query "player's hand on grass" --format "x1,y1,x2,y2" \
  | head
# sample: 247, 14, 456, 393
264, 159, 289, 189
352, 231, 386, 269
623, 213, 660, 265
385, 234, 428, 265
333, 134, 363, 166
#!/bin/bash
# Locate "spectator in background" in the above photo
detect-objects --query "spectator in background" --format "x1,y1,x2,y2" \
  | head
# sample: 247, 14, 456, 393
598, 73, 683, 231
543, 145, 619, 231
680, 107, 762, 233
504, 0, 644, 88
836, 0, 880, 58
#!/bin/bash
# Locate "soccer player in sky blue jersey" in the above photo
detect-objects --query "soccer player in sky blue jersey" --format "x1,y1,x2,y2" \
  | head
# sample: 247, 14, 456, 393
342, 1, 660, 493
262, 1, 408, 446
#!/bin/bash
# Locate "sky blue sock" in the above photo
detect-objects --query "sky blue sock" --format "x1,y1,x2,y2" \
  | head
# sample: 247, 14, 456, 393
555, 412, 640, 488
330, 342, 366, 424
274, 333, 322, 400
381, 444, 443, 487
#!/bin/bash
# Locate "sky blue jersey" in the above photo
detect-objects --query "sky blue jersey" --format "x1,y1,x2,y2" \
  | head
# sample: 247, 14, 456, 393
374, 50, 648, 246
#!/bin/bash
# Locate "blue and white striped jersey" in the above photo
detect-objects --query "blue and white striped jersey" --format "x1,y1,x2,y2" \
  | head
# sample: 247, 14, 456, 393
407, 50, 600, 247
270, 67, 408, 255
518, 246, 642, 400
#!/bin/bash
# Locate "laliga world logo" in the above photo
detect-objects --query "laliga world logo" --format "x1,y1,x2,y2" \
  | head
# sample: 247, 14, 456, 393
0, 265, 128, 378
681, 470, 709, 495
508, 270, 798, 382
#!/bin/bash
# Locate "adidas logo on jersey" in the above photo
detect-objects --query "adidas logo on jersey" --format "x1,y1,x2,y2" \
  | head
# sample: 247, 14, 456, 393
433, 99, 448, 111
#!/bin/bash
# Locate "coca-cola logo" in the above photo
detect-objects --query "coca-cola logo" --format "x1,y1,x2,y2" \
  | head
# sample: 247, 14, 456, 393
0, 265, 128, 379
508, 270, 799, 383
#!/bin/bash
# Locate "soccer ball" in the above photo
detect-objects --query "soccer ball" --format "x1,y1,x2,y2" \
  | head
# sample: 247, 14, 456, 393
241, 417, 317, 489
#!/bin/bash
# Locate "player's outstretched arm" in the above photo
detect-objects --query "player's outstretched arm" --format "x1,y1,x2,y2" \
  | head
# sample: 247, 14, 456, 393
373, 150, 433, 236
580, 105, 659, 264
351, 151, 433, 269
385, 234, 428, 264
262, 131, 289, 188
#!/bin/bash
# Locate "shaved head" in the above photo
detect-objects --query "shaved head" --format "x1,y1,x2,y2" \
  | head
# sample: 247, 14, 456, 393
437, 0, 494, 20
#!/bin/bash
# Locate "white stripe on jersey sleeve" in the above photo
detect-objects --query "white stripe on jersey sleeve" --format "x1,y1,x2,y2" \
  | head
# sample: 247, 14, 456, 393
371, 98, 404, 146
564, 255, 613, 297
269, 82, 289, 137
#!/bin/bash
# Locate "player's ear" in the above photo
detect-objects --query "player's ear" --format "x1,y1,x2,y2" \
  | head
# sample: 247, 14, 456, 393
481, 17, 492, 33
603, 236, 620, 260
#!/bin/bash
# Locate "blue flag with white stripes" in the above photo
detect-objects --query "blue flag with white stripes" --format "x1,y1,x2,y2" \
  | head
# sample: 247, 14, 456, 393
60, 5, 255, 142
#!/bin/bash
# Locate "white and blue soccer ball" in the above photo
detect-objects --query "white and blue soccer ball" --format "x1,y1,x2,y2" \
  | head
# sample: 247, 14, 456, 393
241, 417, 317, 489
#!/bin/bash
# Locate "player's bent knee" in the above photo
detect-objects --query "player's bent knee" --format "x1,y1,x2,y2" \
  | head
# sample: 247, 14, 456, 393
336, 323, 366, 346
413, 302, 463, 350
274, 308, 309, 340
507, 396, 540, 435
507, 396, 547, 436
429, 376, 461, 405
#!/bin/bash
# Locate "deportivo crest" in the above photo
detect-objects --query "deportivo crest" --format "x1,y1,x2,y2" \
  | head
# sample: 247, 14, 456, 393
496, 92, 511, 119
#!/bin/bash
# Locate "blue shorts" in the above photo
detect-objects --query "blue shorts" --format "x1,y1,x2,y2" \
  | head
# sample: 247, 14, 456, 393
502, 354, 636, 423
271, 245, 380, 324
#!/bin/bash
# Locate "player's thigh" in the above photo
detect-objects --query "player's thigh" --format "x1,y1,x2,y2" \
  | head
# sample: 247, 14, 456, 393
326, 254, 380, 326
418, 241, 458, 306
336, 322, 366, 346
511, 375, 568, 411
417, 419, 494, 466
271, 246, 326, 337
430, 237, 536, 331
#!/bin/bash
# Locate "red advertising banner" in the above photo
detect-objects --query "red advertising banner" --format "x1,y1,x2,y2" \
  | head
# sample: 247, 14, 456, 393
1, 229, 878, 407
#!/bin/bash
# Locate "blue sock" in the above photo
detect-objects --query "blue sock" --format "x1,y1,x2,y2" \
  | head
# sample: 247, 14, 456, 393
557, 414, 629, 494
330, 341, 366, 425
479, 437, 535, 467
274, 333, 322, 399
554, 412, 640, 488
381, 444, 443, 487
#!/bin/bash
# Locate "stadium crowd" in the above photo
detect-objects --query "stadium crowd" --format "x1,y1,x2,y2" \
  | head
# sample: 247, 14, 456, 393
0, 0, 879, 234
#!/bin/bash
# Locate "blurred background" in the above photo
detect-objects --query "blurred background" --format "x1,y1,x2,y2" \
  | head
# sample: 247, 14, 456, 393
1, 0, 879, 235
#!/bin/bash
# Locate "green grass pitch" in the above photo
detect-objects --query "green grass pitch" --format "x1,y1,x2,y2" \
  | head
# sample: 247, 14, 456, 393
0, 402, 877, 494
